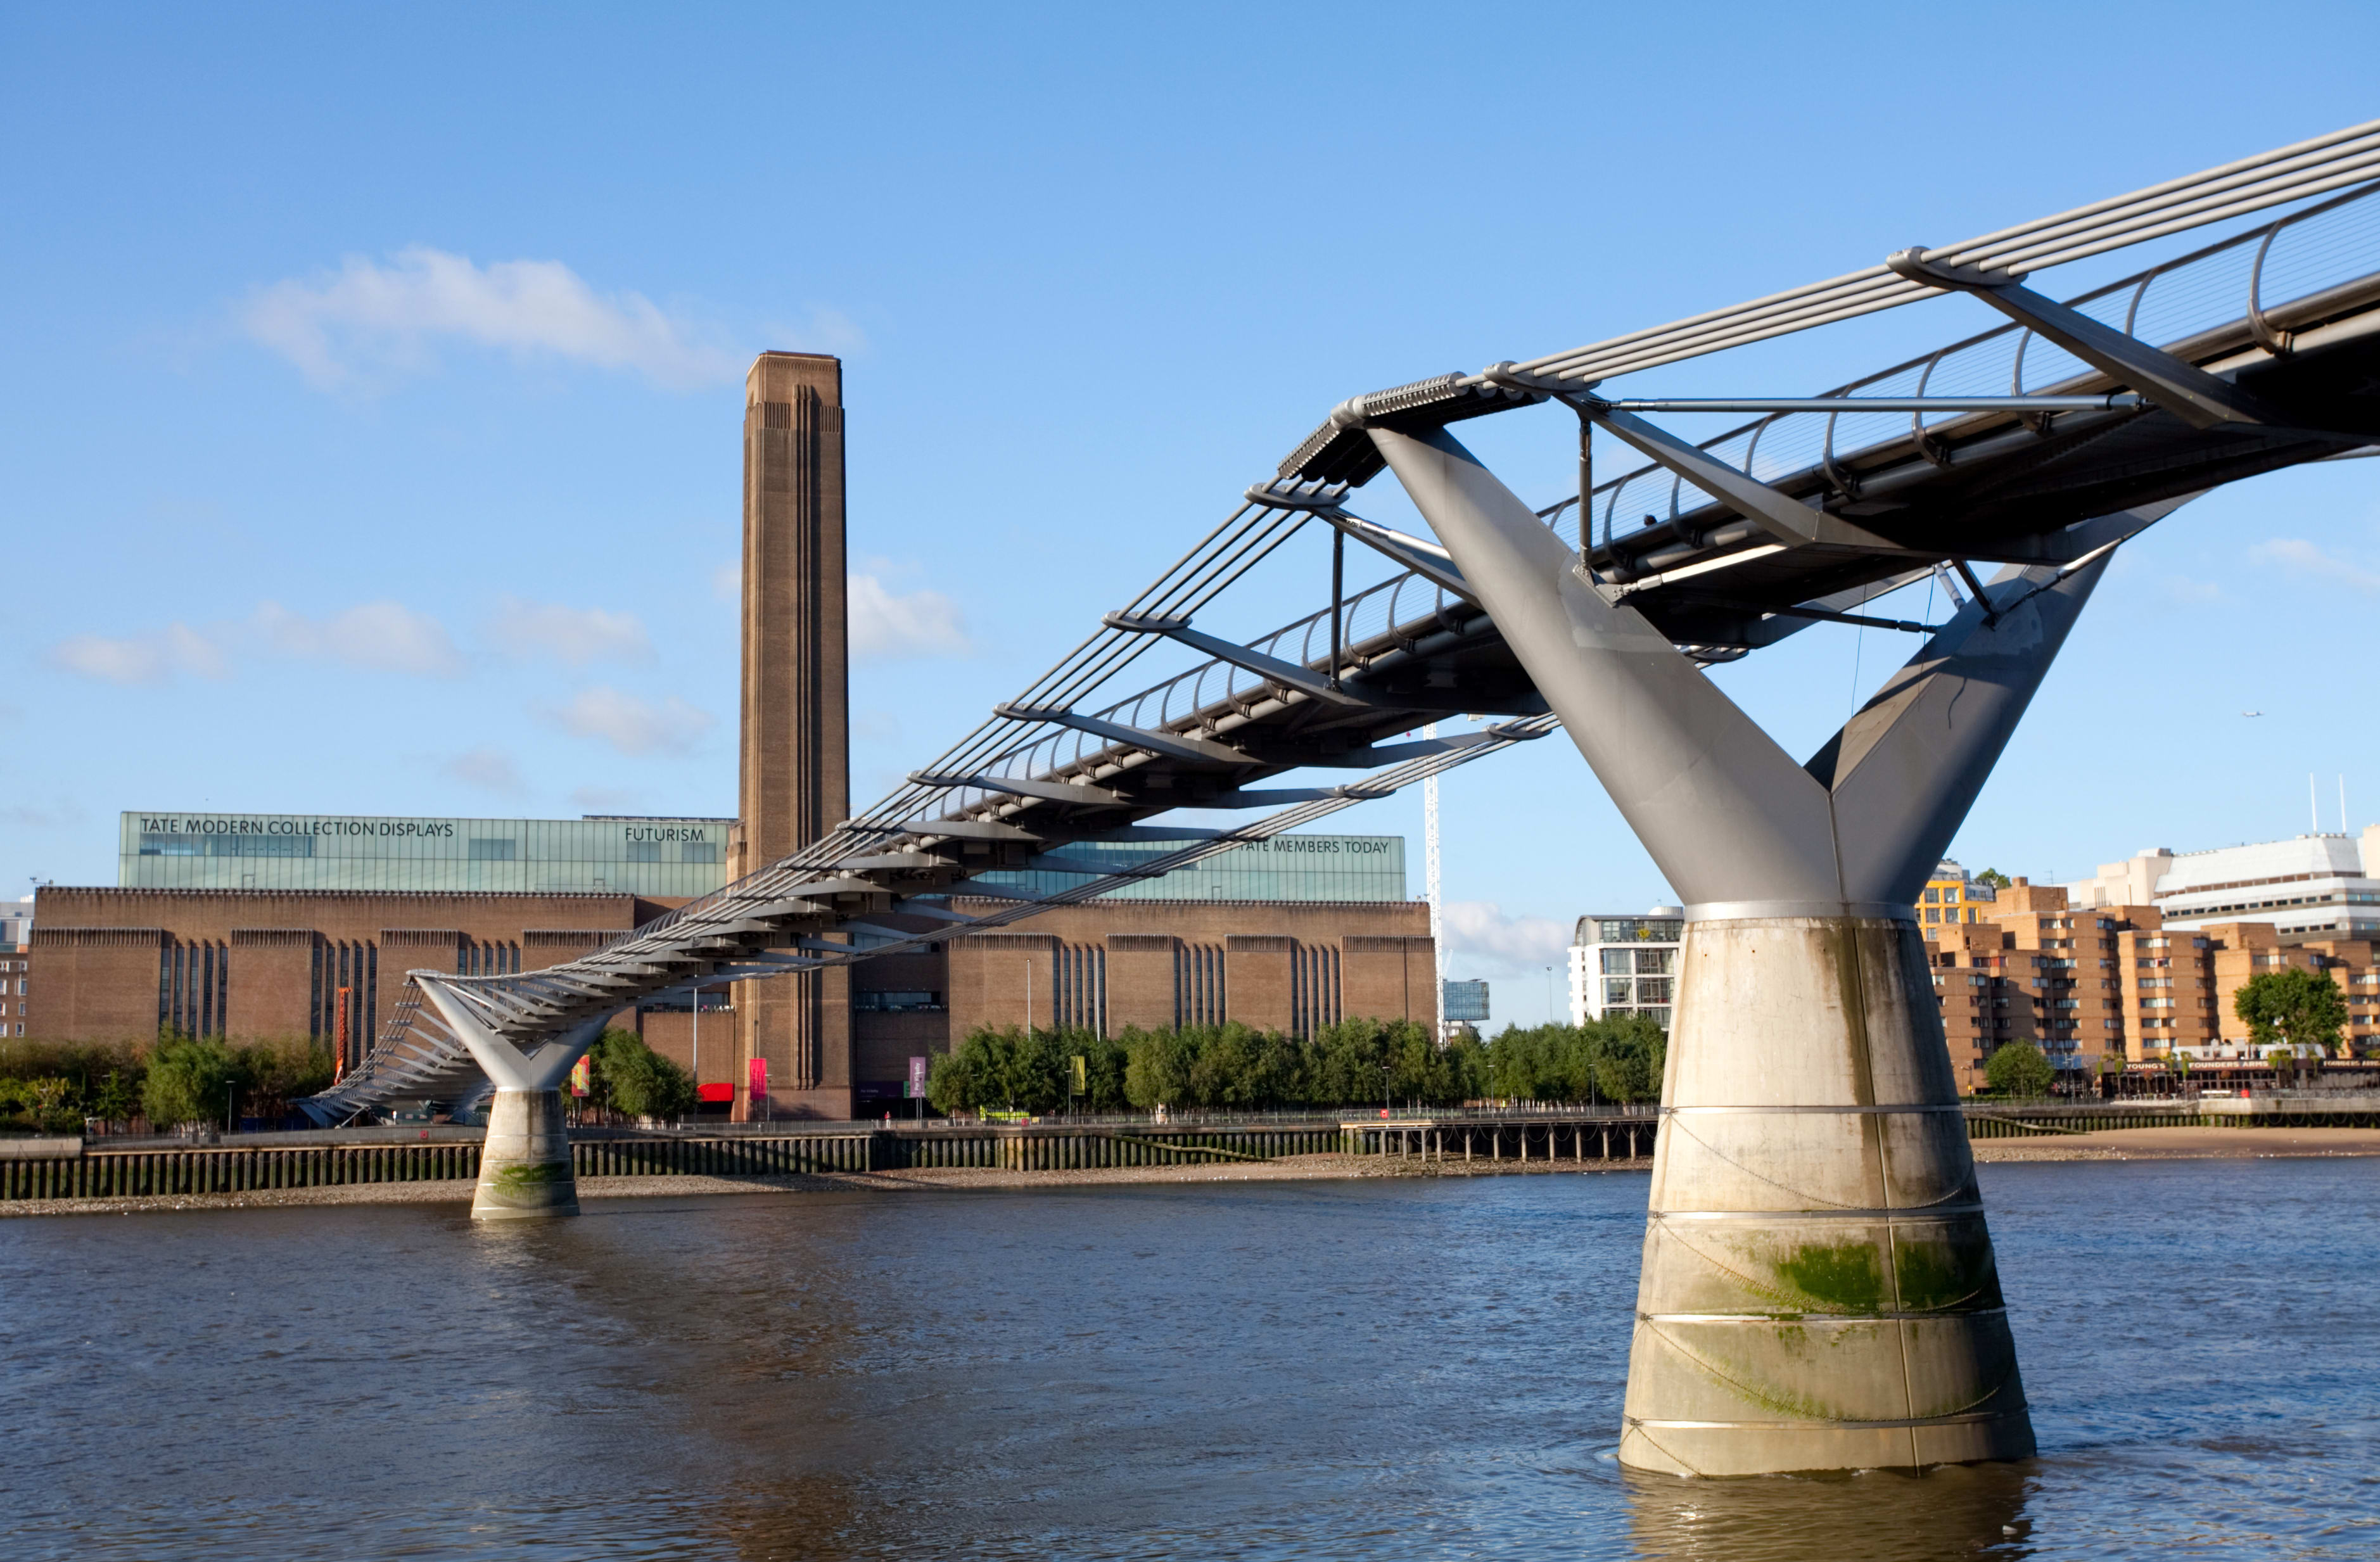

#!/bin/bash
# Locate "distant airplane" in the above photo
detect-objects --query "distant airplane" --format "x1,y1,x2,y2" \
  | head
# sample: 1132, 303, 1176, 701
2243, 710, 2263, 717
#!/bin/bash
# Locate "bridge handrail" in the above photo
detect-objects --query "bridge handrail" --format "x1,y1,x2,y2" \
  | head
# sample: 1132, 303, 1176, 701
310, 126, 2380, 1118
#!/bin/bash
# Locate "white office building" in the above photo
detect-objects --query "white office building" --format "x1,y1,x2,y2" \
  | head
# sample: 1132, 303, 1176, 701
1570, 907, 1685, 1031
2062, 824, 2380, 939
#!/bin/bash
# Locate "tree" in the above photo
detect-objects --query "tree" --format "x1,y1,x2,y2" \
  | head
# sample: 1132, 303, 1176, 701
587, 1029, 695, 1121
2234, 968, 2348, 1057
1973, 868, 2013, 891
143, 1035, 242, 1128
1984, 1040, 2054, 1098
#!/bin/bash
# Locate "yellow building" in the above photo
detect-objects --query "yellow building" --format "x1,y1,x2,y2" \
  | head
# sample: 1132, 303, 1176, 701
1918, 859, 1995, 929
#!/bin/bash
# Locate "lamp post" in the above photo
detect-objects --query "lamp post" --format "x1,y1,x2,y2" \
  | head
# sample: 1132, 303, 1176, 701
225, 1081, 236, 1138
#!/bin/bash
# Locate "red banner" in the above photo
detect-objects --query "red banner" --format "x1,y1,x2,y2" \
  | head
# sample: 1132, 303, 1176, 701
748, 1057, 768, 1102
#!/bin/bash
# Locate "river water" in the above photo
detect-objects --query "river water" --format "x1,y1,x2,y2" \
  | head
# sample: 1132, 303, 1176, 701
2, 1158, 2374, 1560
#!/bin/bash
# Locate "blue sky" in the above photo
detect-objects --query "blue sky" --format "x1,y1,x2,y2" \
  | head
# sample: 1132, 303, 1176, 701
8, 3, 2380, 1026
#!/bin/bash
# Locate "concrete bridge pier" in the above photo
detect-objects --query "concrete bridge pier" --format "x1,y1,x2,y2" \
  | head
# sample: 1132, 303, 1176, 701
1367, 425, 2164, 1474
416, 975, 605, 1221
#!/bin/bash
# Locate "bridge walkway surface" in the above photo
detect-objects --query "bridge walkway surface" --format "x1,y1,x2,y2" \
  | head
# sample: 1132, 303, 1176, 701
303, 121, 2380, 1126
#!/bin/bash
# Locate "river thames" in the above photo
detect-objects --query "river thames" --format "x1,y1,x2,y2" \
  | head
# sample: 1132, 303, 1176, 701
3, 1157, 2374, 1559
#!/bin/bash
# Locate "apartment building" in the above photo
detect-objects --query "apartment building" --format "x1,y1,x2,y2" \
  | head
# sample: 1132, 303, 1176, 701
1924, 879, 2379, 1083
1918, 860, 1997, 930
2063, 827, 2380, 939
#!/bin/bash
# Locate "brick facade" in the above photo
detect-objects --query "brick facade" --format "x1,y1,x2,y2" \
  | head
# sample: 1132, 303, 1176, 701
1926, 876, 2380, 1086
24, 887, 649, 1050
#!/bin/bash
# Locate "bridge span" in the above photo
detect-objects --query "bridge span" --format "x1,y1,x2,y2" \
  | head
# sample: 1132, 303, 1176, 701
306, 120, 2380, 1475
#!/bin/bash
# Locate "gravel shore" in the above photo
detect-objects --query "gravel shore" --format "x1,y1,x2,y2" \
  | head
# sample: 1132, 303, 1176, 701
10, 1129, 2376, 1217
1968, 1125, 2380, 1162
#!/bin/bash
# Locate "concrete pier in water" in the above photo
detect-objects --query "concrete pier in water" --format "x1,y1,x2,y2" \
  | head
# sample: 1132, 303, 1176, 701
1365, 421, 2135, 1473
471, 1088, 580, 1219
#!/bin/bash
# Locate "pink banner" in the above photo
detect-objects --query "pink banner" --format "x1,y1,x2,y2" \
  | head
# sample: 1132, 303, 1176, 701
748, 1057, 768, 1100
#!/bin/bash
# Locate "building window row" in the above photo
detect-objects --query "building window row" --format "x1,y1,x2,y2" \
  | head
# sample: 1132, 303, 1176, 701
1053, 943, 1106, 1037
158, 940, 229, 1038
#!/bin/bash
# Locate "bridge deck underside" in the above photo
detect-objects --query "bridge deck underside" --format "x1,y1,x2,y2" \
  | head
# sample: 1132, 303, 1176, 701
309, 171, 2380, 1121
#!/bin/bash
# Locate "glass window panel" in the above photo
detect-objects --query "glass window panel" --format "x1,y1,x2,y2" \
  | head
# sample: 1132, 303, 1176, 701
1634, 949, 1674, 975
1604, 978, 1634, 1006
1601, 950, 1633, 975
1636, 977, 1674, 1005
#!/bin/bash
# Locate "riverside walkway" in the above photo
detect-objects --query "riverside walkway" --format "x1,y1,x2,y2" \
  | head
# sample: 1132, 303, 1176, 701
10, 1096, 2379, 1205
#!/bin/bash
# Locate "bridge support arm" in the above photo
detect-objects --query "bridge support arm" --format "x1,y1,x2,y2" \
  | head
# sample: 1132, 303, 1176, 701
1887, 249, 2286, 429
1368, 422, 2104, 1475
417, 975, 604, 1221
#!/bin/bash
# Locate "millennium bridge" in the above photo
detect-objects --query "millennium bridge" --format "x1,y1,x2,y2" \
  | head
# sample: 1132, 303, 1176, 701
308, 121, 2380, 1475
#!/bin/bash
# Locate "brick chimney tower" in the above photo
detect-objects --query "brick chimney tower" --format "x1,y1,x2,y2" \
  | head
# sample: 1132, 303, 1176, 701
732, 352, 851, 1118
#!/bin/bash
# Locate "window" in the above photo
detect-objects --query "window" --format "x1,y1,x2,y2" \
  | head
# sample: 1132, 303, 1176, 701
854, 990, 943, 1012
1604, 978, 1632, 1006
1601, 950, 1632, 975
1636, 977, 1673, 1005
207, 835, 312, 859
1634, 949, 1675, 975
680, 842, 719, 863
1923, 889, 1940, 905
468, 839, 517, 861
625, 841, 663, 863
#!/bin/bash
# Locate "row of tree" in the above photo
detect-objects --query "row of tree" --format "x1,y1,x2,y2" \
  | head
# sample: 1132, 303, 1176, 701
0, 1027, 700, 1132
923, 1015, 1670, 1117
0, 1034, 336, 1133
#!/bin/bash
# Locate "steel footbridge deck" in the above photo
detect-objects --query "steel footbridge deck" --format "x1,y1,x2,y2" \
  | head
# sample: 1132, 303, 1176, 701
307, 121, 2380, 1122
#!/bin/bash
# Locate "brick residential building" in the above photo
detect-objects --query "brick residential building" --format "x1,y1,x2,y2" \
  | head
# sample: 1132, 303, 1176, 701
1925, 877, 2380, 1088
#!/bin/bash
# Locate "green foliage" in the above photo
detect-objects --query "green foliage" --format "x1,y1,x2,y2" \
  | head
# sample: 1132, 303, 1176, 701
2234, 968, 2348, 1057
1983, 1040, 2055, 1098
587, 1029, 697, 1120
1, 1032, 337, 1133
1475, 1017, 1666, 1105
927, 1025, 1120, 1115
1973, 868, 2014, 891
143, 1036, 243, 1128
920, 1014, 1677, 1116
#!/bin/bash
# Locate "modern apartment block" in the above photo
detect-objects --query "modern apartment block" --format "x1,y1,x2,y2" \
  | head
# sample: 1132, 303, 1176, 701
1569, 908, 1684, 1029
1918, 860, 1998, 930
1, 898, 27, 1038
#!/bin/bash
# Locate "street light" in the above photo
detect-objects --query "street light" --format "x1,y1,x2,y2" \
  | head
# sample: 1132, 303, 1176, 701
225, 1081, 236, 1138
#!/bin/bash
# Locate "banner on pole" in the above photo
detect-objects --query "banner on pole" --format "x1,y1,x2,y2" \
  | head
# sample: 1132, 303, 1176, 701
569, 1055, 590, 1098
907, 1055, 928, 1099
748, 1057, 769, 1102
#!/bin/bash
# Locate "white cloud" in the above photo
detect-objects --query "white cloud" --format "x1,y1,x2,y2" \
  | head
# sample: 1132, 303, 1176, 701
445, 747, 525, 794
2250, 537, 2380, 592
1441, 900, 1572, 977
241, 246, 739, 391
48, 602, 462, 683
47, 623, 229, 684
552, 686, 716, 756
253, 600, 466, 676
850, 573, 972, 659
487, 597, 652, 666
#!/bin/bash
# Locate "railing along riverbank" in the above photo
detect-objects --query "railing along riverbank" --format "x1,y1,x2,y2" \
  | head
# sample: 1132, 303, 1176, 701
8, 1095, 2379, 1203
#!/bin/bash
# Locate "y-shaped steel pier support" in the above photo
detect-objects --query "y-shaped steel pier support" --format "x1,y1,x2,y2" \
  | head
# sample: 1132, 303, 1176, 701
1373, 425, 2166, 1475
417, 975, 605, 1221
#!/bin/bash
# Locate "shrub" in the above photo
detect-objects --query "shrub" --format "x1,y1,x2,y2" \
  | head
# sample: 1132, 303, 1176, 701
588, 1029, 696, 1121
1983, 1040, 2055, 1098
143, 1036, 243, 1128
